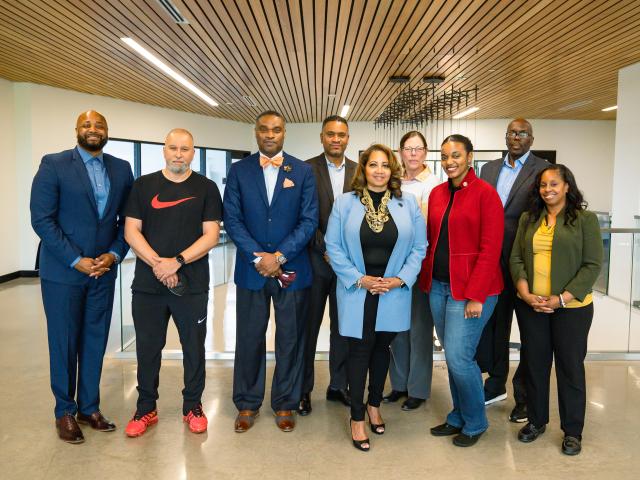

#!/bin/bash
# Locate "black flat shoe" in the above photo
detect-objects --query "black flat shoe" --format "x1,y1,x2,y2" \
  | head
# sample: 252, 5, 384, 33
298, 393, 311, 416
453, 431, 483, 447
382, 390, 407, 403
562, 435, 582, 455
327, 387, 351, 406
350, 419, 370, 452
401, 397, 425, 411
430, 422, 462, 437
518, 423, 546, 443
509, 402, 528, 423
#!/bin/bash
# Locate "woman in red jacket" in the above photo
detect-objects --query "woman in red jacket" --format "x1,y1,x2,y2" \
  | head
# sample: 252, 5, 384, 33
420, 134, 504, 447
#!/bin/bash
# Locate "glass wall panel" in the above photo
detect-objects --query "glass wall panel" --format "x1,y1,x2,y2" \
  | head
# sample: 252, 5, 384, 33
104, 139, 135, 173
205, 149, 227, 196
140, 143, 165, 176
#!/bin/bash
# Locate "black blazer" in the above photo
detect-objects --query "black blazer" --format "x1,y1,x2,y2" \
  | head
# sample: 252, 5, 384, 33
306, 154, 357, 275
480, 153, 548, 266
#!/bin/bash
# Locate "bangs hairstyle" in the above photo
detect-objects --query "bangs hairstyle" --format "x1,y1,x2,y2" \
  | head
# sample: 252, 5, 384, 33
526, 164, 587, 226
399, 130, 427, 150
351, 144, 403, 199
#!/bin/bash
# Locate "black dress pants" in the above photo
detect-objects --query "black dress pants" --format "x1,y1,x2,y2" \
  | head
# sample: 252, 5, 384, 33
302, 267, 348, 394
132, 292, 208, 416
233, 279, 308, 412
348, 291, 396, 421
516, 299, 593, 437
477, 269, 527, 403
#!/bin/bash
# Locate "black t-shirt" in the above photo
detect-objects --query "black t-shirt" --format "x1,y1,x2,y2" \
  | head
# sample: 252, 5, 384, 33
124, 171, 222, 294
433, 180, 461, 283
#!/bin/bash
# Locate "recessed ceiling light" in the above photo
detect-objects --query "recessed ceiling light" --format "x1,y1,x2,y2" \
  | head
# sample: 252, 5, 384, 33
340, 104, 350, 117
452, 106, 479, 119
602, 105, 617, 111
558, 100, 592, 112
121, 37, 218, 107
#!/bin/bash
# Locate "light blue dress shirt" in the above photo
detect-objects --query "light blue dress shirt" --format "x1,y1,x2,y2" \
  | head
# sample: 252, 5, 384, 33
71, 146, 119, 268
262, 151, 283, 204
325, 155, 346, 199
495, 151, 530, 206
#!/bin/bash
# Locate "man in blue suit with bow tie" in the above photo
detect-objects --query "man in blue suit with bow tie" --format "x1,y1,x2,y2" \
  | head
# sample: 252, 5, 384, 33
30, 110, 133, 443
223, 110, 318, 433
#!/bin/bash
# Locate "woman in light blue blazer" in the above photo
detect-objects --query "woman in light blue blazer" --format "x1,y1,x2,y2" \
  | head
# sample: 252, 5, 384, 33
325, 144, 426, 452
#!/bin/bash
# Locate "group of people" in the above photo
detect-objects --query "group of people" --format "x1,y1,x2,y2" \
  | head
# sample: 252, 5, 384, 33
30, 110, 602, 457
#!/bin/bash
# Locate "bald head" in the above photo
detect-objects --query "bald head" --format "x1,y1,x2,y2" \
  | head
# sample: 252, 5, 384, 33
163, 128, 195, 175
505, 118, 534, 161
76, 110, 108, 153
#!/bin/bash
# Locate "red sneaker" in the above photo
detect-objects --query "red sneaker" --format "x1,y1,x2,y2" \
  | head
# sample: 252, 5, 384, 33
125, 410, 158, 437
183, 404, 208, 433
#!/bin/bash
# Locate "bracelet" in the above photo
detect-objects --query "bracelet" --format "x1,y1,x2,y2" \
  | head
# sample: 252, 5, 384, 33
558, 293, 566, 308
356, 277, 363, 289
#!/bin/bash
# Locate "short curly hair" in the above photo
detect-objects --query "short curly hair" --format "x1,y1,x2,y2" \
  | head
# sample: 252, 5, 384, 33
351, 144, 403, 199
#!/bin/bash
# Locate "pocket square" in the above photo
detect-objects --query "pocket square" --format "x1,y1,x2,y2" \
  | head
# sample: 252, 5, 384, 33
283, 178, 295, 188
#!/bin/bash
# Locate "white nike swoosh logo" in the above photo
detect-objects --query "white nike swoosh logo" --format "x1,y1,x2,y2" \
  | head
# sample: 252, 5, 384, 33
197, 316, 206, 324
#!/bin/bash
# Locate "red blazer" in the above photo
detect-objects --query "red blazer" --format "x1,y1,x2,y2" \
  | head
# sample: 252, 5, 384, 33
419, 168, 504, 303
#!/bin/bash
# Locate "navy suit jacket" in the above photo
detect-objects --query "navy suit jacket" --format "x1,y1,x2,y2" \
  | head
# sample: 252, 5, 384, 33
30, 147, 134, 286
223, 152, 318, 291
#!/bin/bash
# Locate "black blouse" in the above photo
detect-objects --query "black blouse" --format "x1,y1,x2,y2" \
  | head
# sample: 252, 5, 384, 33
432, 181, 461, 283
360, 190, 398, 277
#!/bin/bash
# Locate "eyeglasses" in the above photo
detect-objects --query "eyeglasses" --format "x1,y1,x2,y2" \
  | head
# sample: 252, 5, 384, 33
401, 146, 426, 154
505, 131, 531, 139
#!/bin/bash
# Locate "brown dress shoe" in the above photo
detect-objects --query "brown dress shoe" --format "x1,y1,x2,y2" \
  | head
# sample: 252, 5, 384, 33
77, 411, 116, 432
234, 410, 259, 433
56, 414, 85, 444
274, 410, 296, 432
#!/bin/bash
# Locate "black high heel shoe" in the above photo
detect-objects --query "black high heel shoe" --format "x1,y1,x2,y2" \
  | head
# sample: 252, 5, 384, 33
350, 418, 370, 452
366, 404, 385, 435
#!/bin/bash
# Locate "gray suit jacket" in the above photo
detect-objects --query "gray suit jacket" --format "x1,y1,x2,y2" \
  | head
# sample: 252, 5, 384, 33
306, 154, 357, 276
480, 153, 549, 266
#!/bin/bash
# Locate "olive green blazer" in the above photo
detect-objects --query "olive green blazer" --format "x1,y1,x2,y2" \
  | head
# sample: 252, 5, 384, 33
509, 209, 603, 301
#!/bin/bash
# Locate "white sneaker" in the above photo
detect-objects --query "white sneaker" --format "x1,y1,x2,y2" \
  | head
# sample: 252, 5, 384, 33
484, 392, 507, 406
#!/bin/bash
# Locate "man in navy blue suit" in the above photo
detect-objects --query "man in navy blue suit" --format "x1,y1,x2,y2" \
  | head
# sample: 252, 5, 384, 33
30, 110, 133, 443
224, 111, 318, 433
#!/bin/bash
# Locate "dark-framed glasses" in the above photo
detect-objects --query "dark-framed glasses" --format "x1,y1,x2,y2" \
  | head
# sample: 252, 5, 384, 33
505, 131, 530, 139
401, 146, 426, 154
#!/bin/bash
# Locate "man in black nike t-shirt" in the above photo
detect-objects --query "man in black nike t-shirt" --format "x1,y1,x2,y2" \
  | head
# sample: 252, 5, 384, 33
123, 128, 222, 437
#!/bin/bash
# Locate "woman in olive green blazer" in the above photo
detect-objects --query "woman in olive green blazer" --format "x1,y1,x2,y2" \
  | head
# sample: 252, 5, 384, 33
510, 164, 602, 456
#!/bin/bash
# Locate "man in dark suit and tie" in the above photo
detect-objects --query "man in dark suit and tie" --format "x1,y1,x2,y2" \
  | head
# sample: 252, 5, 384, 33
224, 111, 318, 433
30, 110, 133, 443
298, 115, 357, 416
477, 118, 548, 422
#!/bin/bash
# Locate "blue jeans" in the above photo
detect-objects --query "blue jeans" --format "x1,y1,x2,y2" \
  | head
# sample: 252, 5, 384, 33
429, 279, 498, 436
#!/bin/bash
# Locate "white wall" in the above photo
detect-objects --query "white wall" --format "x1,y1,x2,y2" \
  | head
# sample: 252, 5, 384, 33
11, 82, 254, 272
0, 78, 19, 274
284, 118, 616, 213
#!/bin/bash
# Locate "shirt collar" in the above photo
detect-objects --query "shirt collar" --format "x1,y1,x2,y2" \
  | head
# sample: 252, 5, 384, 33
325, 155, 345, 171
259, 150, 283, 160
77, 145, 104, 164
502, 150, 530, 168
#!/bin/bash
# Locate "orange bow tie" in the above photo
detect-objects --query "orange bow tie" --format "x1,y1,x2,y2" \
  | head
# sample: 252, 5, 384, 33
260, 155, 283, 168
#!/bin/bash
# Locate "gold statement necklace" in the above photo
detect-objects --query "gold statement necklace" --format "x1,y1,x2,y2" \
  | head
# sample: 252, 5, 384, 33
361, 188, 391, 233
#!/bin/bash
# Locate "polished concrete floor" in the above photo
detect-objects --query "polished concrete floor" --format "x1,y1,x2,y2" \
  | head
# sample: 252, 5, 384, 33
2, 279, 640, 479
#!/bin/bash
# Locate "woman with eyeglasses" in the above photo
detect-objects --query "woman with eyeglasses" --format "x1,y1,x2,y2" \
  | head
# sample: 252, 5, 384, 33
325, 144, 426, 451
510, 164, 602, 455
384, 131, 440, 411
419, 134, 504, 447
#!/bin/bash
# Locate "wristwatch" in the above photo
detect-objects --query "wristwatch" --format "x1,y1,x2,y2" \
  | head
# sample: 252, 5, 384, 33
275, 251, 287, 265
396, 277, 406, 288
176, 254, 186, 267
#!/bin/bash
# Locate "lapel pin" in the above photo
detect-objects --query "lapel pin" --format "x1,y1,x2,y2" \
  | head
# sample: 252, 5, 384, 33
283, 165, 292, 173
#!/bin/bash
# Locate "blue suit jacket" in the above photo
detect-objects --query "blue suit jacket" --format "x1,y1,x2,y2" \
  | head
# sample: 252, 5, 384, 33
30, 147, 134, 286
325, 192, 427, 339
223, 152, 318, 291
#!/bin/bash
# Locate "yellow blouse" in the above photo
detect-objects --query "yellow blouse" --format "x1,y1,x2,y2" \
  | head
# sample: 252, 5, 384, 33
532, 220, 592, 308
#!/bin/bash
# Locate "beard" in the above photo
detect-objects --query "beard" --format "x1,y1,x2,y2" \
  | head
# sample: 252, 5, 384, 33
77, 133, 108, 152
167, 163, 189, 175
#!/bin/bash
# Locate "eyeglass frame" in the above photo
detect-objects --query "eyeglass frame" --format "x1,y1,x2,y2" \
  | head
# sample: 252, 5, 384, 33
401, 146, 427, 154
505, 131, 531, 139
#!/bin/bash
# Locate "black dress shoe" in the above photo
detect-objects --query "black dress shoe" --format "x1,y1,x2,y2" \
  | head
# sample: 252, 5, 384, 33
401, 397, 425, 411
55, 414, 85, 444
518, 423, 546, 443
298, 394, 312, 416
326, 387, 351, 406
382, 390, 407, 403
453, 431, 483, 447
562, 435, 582, 455
430, 422, 462, 436
509, 402, 528, 423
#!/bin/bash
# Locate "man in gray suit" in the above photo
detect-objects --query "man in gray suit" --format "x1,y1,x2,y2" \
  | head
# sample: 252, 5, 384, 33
477, 118, 548, 422
298, 115, 357, 415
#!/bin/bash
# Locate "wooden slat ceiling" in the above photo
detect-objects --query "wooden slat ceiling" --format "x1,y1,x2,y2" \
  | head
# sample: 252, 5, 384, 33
1, 0, 639, 123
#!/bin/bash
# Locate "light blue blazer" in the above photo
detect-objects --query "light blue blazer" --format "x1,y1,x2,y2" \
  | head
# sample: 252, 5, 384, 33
325, 192, 427, 339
